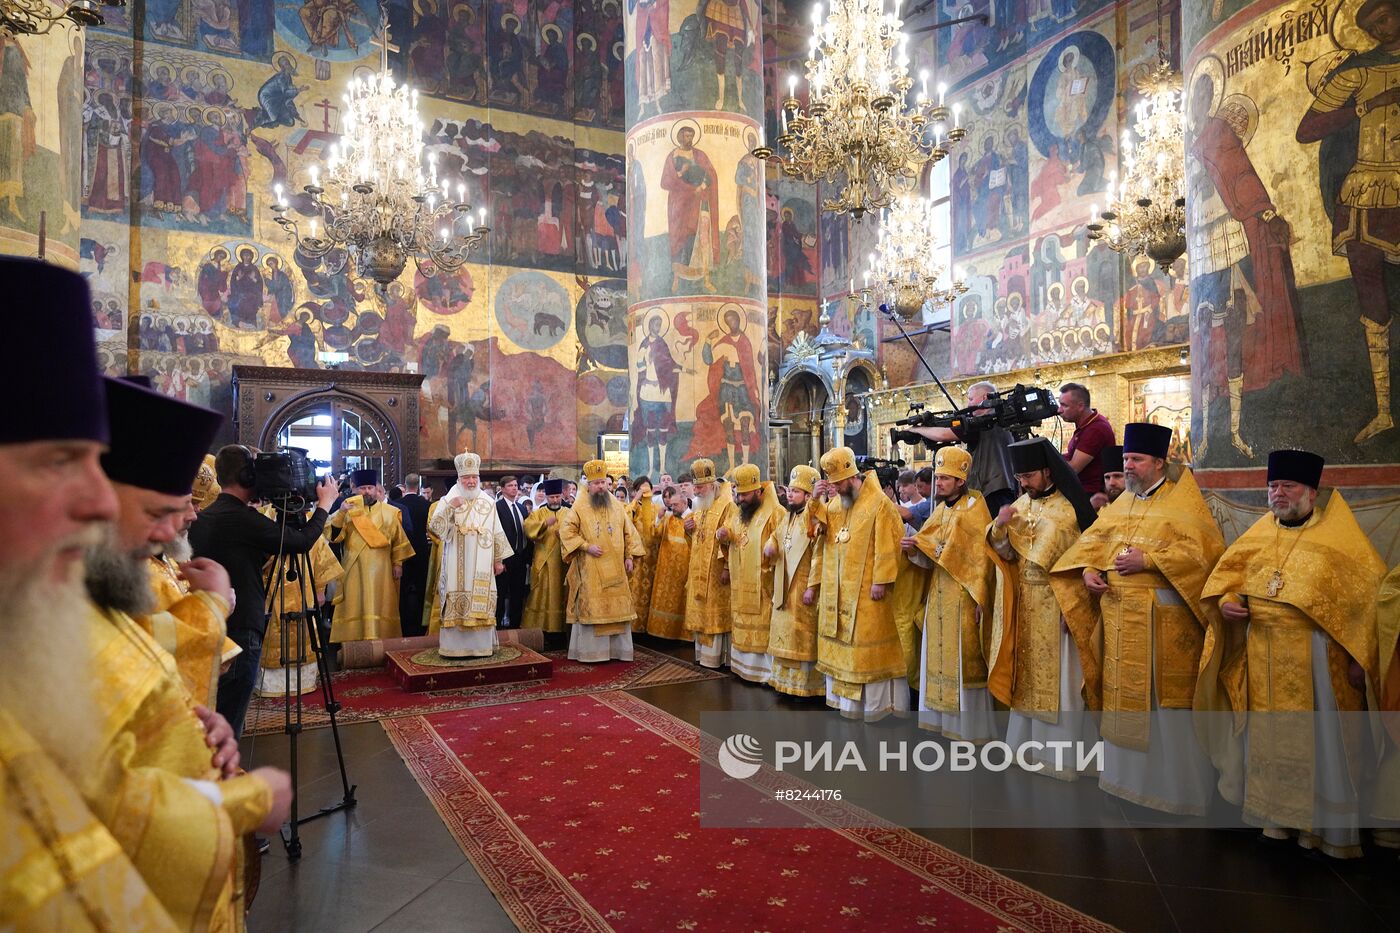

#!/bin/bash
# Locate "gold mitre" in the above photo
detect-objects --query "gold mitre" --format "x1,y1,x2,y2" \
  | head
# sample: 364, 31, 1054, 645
732, 463, 762, 494
691, 458, 716, 484
934, 446, 972, 481
582, 459, 608, 481
820, 446, 858, 482
192, 453, 220, 510
788, 464, 819, 494
454, 451, 481, 476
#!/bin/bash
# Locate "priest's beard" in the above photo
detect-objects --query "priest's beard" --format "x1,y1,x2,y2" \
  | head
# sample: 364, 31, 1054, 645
786, 499, 805, 514
0, 544, 103, 775
738, 497, 761, 523
589, 490, 610, 508
84, 526, 158, 617
839, 492, 854, 511
1124, 473, 1159, 496
695, 489, 716, 511
163, 530, 193, 563
1271, 499, 1312, 523
461, 486, 480, 500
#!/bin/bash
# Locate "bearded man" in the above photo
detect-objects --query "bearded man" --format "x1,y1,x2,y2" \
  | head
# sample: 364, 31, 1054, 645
647, 484, 693, 640
328, 468, 415, 642
806, 447, 908, 718
522, 478, 568, 635
725, 464, 780, 684
559, 460, 645, 662
426, 452, 512, 658
1205, 449, 1386, 856
763, 465, 824, 697
684, 458, 735, 668
85, 374, 291, 929
906, 446, 997, 742
0, 258, 174, 928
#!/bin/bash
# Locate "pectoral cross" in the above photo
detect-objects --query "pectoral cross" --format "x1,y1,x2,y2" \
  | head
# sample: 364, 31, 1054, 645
1266, 570, 1284, 598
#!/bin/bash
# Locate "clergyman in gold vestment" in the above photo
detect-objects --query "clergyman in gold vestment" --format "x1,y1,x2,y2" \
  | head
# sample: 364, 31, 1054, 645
1052, 422, 1222, 814
988, 438, 1098, 780
559, 461, 645, 662
725, 465, 780, 684
427, 453, 512, 658
808, 448, 908, 718
647, 485, 692, 640
906, 446, 997, 742
628, 477, 659, 633
684, 458, 735, 668
328, 468, 415, 643
764, 466, 824, 697
0, 261, 180, 931
1204, 449, 1385, 857
86, 373, 291, 930
522, 478, 569, 634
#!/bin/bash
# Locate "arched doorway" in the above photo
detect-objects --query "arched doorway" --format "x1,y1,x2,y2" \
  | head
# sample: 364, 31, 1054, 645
774, 371, 829, 479
268, 398, 389, 479
233, 367, 423, 484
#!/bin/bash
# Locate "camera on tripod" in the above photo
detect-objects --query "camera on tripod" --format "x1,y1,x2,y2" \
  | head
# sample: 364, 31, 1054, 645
893, 384, 1059, 441
855, 456, 904, 491
253, 447, 321, 510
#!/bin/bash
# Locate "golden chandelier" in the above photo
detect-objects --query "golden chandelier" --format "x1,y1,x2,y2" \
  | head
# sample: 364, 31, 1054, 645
1087, 60, 1186, 271
854, 184, 966, 319
272, 14, 488, 288
1, 0, 121, 36
753, 0, 965, 219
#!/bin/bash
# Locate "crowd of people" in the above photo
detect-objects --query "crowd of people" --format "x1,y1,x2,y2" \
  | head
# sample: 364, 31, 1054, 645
5, 256, 1400, 932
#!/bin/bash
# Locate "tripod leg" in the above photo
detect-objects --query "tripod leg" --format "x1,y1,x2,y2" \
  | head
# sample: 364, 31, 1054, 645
299, 548, 357, 815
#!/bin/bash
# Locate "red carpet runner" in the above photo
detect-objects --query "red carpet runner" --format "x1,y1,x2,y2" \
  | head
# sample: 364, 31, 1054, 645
384, 691, 1116, 932
244, 646, 724, 736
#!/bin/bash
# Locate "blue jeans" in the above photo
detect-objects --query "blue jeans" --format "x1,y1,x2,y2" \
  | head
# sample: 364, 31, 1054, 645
216, 626, 264, 741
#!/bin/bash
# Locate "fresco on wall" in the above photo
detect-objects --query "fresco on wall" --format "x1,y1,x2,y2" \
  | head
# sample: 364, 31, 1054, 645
628, 297, 767, 476
625, 0, 763, 121
72, 1, 628, 465
628, 112, 765, 303
949, 65, 1030, 254
1182, 0, 1400, 468
1025, 25, 1117, 236
0, 29, 86, 265
928, 0, 1116, 92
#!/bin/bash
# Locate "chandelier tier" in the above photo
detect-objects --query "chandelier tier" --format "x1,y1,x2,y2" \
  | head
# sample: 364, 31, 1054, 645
1086, 58, 1186, 272
272, 15, 488, 288
853, 185, 965, 320
752, 0, 965, 219
1, 0, 121, 37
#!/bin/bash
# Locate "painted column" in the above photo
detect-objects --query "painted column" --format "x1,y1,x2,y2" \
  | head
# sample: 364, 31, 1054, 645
1183, 0, 1400, 557
624, 0, 769, 479
0, 29, 86, 267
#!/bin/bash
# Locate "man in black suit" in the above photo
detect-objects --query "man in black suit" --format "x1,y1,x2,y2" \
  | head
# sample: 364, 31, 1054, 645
494, 474, 531, 629
397, 473, 432, 637
189, 445, 339, 739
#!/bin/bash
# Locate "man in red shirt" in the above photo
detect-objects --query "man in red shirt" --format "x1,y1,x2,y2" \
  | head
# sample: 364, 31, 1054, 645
1059, 382, 1115, 496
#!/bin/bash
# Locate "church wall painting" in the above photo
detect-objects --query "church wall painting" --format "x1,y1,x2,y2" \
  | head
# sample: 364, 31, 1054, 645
625, 0, 763, 123
628, 296, 768, 476
628, 112, 765, 304
949, 65, 1030, 256
66, 0, 638, 468
0, 29, 87, 266
1182, 0, 1400, 472
931, 0, 1117, 93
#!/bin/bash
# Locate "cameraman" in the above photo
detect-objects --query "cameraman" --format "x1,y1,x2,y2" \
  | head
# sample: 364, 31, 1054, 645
907, 381, 1017, 515
190, 445, 339, 739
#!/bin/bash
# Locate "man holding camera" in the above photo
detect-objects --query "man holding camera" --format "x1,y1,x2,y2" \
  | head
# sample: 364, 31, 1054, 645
190, 446, 338, 739
906, 381, 1018, 516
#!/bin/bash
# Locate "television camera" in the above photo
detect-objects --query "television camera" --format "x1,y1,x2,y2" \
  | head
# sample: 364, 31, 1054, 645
889, 384, 1059, 450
